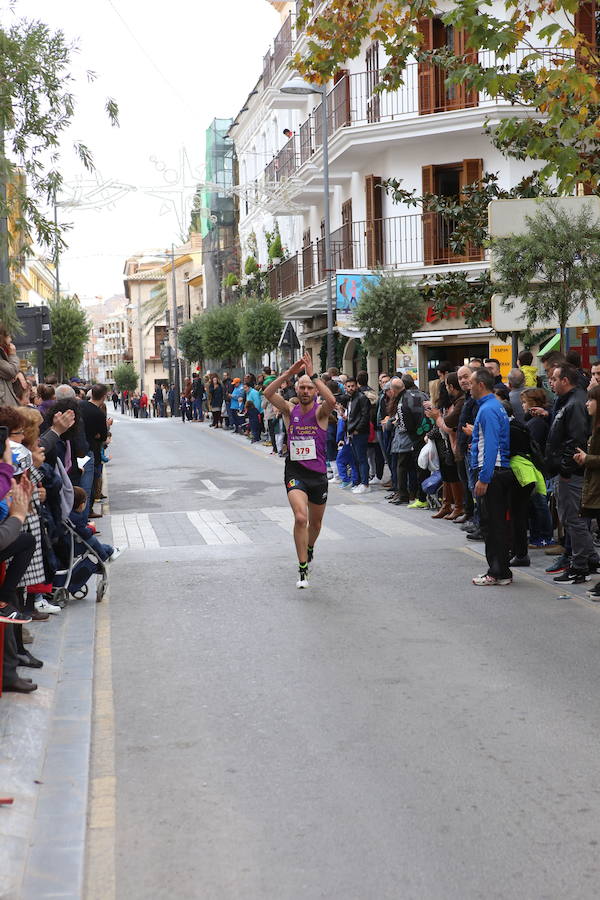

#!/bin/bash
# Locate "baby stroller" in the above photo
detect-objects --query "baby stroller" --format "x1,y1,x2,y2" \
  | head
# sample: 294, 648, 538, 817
52, 519, 108, 605
418, 440, 443, 511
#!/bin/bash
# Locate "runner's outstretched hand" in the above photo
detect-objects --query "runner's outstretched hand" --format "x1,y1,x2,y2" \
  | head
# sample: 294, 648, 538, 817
302, 352, 314, 377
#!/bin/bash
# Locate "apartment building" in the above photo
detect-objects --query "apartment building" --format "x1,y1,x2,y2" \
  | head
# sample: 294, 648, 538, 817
123, 254, 169, 393
230, 0, 576, 383
95, 313, 129, 386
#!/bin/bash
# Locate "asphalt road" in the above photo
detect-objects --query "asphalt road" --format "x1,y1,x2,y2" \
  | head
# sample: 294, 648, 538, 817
99, 412, 600, 900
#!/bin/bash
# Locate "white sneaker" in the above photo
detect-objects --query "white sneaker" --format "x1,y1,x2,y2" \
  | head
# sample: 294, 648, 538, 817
35, 597, 61, 615
107, 546, 125, 563
330, 474, 342, 483
370, 476, 382, 484
296, 567, 310, 589
352, 484, 369, 494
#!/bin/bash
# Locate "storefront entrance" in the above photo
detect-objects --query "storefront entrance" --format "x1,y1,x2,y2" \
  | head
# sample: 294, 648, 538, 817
425, 343, 489, 383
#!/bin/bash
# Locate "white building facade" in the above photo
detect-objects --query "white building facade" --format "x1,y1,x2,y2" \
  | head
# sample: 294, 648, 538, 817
231, 0, 566, 384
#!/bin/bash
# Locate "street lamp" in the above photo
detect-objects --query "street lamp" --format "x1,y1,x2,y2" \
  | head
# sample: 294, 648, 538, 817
280, 76, 334, 370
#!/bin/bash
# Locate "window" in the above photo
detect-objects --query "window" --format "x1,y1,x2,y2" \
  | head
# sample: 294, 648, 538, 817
154, 325, 168, 358
417, 17, 478, 114
422, 160, 484, 264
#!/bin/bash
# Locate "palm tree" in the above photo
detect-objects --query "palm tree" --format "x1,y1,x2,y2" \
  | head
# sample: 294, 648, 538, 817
142, 282, 167, 330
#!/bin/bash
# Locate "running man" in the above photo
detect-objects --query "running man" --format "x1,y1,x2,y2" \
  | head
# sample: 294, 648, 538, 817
263, 353, 336, 588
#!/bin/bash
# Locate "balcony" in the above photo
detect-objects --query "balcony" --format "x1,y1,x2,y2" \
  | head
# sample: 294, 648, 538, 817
268, 213, 485, 303
263, 12, 295, 88
262, 49, 567, 185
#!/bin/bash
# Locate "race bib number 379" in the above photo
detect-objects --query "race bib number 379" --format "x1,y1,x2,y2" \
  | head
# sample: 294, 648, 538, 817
290, 439, 317, 460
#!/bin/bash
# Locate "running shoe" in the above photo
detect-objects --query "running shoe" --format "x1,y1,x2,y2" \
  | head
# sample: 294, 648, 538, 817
553, 569, 590, 584
341, 481, 353, 489
107, 547, 125, 563
0, 603, 32, 624
528, 539, 546, 549
296, 564, 309, 589
351, 484, 369, 494
34, 597, 61, 615
545, 554, 570, 574
586, 583, 600, 599
472, 574, 512, 586
407, 499, 428, 509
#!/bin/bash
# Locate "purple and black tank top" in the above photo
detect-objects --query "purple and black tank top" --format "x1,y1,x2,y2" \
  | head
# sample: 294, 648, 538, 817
287, 401, 328, 474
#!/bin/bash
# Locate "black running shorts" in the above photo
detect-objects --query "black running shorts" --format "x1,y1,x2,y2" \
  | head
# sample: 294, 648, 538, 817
284, 460, 328, 505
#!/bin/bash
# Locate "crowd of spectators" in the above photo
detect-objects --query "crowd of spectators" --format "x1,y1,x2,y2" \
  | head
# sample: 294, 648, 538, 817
164, 348, 600, 592
0, 326, 119, 694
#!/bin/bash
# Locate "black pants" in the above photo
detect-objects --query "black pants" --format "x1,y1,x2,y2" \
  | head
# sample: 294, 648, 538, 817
373, 441, 385, 479
396, 452, 413, 500
480, 467, 515, 579
0, 532, 35, 605
411, 437, 427, 502
510, 481, 534, 560
457, 458, 474, 518
268, 419, 277, 452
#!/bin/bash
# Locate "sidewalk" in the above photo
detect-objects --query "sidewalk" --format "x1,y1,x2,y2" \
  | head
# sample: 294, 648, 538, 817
0, 597, 96, 899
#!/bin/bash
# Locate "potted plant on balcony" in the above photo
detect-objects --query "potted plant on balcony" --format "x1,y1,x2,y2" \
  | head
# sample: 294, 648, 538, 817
223, 272, 240, 293
244, 256, 259, 283
268, 233, 283, 266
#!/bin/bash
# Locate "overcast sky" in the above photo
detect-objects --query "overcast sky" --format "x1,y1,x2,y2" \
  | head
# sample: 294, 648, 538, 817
8, 0, 280, 303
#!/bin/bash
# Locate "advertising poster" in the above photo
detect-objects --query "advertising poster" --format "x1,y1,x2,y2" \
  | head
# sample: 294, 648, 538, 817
335, 271, 379, 327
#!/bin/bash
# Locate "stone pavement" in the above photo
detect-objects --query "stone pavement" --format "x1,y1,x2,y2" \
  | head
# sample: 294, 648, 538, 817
0, 597, 96, 899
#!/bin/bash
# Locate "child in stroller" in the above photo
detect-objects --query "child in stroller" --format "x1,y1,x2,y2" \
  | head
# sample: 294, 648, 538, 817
69, 487, 123, 564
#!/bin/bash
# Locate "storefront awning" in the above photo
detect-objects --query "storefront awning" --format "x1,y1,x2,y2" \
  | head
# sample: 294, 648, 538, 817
412, 326, 494, 342
536, 332, 560, 356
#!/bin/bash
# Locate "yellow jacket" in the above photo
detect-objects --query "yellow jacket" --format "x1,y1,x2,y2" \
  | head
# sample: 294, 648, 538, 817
520, 365, 538, 387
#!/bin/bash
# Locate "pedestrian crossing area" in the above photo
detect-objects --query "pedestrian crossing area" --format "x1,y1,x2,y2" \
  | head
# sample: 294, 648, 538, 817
108, 503, 435, 550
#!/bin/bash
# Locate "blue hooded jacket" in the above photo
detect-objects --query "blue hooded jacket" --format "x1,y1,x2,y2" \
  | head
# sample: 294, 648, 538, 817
470, 392, 510, 483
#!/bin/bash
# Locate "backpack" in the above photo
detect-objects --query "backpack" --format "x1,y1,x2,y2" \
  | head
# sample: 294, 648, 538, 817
509, 419, 546, 474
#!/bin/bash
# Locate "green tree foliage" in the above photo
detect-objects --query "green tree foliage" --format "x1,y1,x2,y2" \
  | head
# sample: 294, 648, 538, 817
0, 6, 118, 325
491, 202, 600, 353
355, 274, 424, 356
44, 295, 91, 381
112, 362, 139, 392
238, 298, 283, 358
178, 316, 204, 364
199, 304, 242, 363
294, 0, 600, 193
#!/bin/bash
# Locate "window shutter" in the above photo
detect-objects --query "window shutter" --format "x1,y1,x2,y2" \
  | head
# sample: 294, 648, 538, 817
575, 2, 596, 50
365, 175, 383, 267
422, 165, 436, 265
455, 29, 479, 109
460, 158, 484, 260
417, 18, 434, 115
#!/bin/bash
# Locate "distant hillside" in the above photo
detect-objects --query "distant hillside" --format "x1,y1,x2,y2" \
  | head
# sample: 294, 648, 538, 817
84, 294, 127, 325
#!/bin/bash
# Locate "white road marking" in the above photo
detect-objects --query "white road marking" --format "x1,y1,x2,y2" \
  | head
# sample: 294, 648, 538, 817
187, 511, 251, 545
261, 506, 343, 542
335, 504, 433, 537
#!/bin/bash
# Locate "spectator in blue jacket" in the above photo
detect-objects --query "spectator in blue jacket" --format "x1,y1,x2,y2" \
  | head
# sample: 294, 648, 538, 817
470, 367, 514, 586
228, 378, 244, 433
244, 383, 263, 443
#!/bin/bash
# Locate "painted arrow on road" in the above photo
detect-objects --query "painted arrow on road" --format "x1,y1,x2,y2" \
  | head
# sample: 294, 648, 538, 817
194, 479, 238, 501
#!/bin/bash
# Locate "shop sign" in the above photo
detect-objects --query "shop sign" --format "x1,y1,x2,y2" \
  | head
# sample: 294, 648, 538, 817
489, 343, 512, 380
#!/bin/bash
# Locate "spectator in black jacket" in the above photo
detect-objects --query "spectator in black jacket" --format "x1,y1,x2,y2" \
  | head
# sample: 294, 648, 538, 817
545, 364, 598, 583
345, 376, 371, 493
192, 374, 205, 422
80, 384, 109, 519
